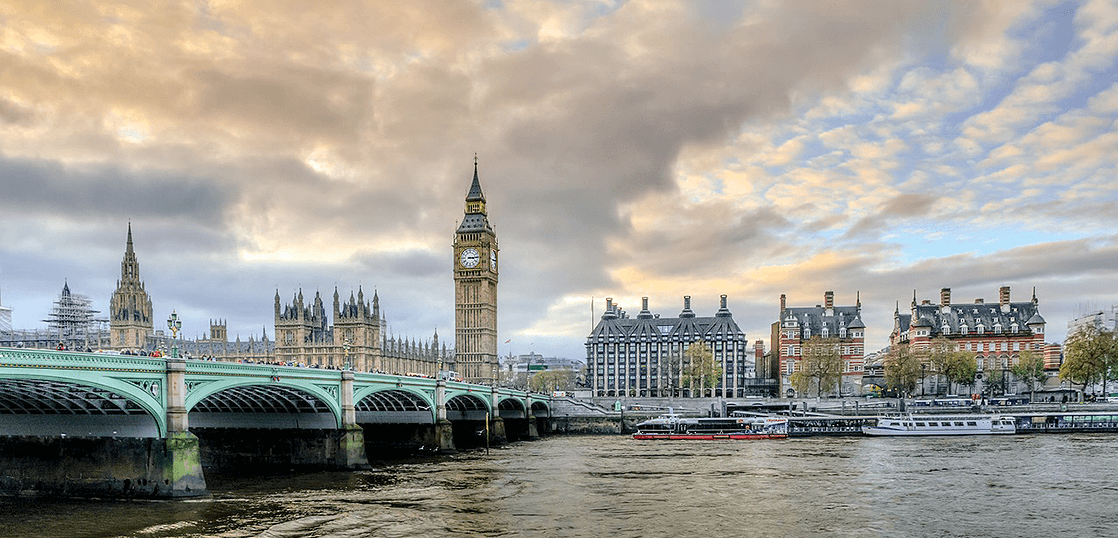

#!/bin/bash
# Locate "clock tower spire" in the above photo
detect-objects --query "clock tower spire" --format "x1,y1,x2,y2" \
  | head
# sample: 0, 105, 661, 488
453, 155, 499, 384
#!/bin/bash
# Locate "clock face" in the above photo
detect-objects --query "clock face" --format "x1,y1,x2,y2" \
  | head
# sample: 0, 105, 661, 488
490, 250, 496, 270
460, 247, 480, 268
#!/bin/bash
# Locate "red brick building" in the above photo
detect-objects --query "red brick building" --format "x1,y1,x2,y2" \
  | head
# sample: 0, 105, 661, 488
890, 286, 1054, 391
773, 291, 866, 396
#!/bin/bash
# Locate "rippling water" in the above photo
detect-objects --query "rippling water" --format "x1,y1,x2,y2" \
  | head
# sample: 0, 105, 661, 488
3, 434, 1117, 538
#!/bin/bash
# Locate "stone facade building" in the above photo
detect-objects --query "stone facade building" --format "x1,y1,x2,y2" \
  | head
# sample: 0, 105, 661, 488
586, 295, 762, 398
273, 287, 450, 374
109, 224, 154, 350
177, 319, 274, 362
94, 224, 446, 369
453, 159, 499, 384
774, 291, 866, 395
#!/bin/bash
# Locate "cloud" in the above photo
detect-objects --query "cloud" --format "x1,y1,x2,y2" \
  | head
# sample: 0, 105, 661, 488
0, 156, 233, 224
2, 0, 1117, 364
842, 193, 939, 240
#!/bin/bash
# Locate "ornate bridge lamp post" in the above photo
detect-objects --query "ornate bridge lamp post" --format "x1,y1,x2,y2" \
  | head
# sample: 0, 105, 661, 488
166, 310, 182, 359
343, 339, 352, 371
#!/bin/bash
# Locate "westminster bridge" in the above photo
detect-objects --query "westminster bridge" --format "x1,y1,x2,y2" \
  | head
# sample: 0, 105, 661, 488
0, 347, 551, 499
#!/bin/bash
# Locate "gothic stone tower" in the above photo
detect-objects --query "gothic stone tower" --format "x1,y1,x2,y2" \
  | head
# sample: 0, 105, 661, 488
453, 158, 499, 384
332, 286, 383, 372
109, 223, 154, 349
274, 289, 329, 365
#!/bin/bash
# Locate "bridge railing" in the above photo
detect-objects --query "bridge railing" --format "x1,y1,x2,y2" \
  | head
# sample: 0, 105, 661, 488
0, 347, 167, 372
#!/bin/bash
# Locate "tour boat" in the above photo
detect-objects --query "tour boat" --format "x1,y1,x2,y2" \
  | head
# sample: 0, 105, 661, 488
861, 414, 1017, 436
632, 414, 788, 440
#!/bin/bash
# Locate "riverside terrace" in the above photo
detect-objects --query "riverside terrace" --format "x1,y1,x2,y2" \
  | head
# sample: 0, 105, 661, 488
0, 347, 551, 499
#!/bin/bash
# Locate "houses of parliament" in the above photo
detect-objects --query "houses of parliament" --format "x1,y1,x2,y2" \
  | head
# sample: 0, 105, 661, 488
0, 163, 502, 383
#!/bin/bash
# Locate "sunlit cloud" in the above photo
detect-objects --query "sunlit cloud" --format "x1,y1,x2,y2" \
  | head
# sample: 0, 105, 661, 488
1, 0, 1117, 363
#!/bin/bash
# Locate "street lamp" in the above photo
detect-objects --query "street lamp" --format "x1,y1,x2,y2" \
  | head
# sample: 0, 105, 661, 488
166, 310, 182, 359
343, 338, 352, 371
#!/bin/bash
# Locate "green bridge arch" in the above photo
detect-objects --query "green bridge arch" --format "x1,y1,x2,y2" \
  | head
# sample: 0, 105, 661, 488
0, 348, 549, 437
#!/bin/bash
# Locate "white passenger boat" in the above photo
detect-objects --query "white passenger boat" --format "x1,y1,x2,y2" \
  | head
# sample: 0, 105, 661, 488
862, 414, 1016, 436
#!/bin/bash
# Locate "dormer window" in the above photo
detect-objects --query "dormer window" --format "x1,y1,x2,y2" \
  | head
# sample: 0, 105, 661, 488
994, 322, 1002, 334
976, 323, 985, 334
960, 324, 968, 335
803, 327, 811, 338
1010, 322, 1018, 332
942, 323, 951, 335
839, 327, 847, 338
821, 326, 829, 337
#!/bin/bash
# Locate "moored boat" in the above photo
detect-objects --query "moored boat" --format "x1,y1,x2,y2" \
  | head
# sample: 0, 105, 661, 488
632, 414, 788, 440
862, 414, 1016, 436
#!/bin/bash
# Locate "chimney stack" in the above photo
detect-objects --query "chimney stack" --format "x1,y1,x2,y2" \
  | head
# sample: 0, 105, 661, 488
780, 294, 787, 314
941, 288, 951, 307
720, 294, 728, 309
1000, 286, 1011, 306
824, 291, 834, 309
642, 297, 649, 310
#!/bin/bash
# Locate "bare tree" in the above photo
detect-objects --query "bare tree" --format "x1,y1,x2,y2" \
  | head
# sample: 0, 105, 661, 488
800, 337, 843, 397
529, 370, 577, 393
1010, 349, 1047, 401
885, 345, 921, 397
1061, 325, 1116, 401
661, 348, 684, 398
789, 370, 813, 397
683, 340, 722, 398
928, 337, 976, 395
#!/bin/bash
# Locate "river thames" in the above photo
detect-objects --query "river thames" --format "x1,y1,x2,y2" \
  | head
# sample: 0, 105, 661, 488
2, 433, 1116, 537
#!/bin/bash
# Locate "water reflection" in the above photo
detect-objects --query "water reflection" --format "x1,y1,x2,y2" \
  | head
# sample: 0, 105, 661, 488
2, 435, 1117, 537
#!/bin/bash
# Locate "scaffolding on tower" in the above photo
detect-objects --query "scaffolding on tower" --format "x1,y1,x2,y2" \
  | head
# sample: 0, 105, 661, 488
41, 283, 110, 349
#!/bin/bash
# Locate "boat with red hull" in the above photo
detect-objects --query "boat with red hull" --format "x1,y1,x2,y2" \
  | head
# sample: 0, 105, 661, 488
632, 414, 788, 440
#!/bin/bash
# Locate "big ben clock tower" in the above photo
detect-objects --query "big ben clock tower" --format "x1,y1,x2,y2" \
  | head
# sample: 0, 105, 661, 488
454, 156, 499, 384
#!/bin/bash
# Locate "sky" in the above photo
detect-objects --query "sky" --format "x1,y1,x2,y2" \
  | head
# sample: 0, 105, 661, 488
2, 0, 1118, 363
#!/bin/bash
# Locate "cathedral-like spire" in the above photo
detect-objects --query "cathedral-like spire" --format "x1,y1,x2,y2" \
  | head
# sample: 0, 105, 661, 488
467, 153, 485, 204
120, 223, 141, 282
458, 156, 494, 232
